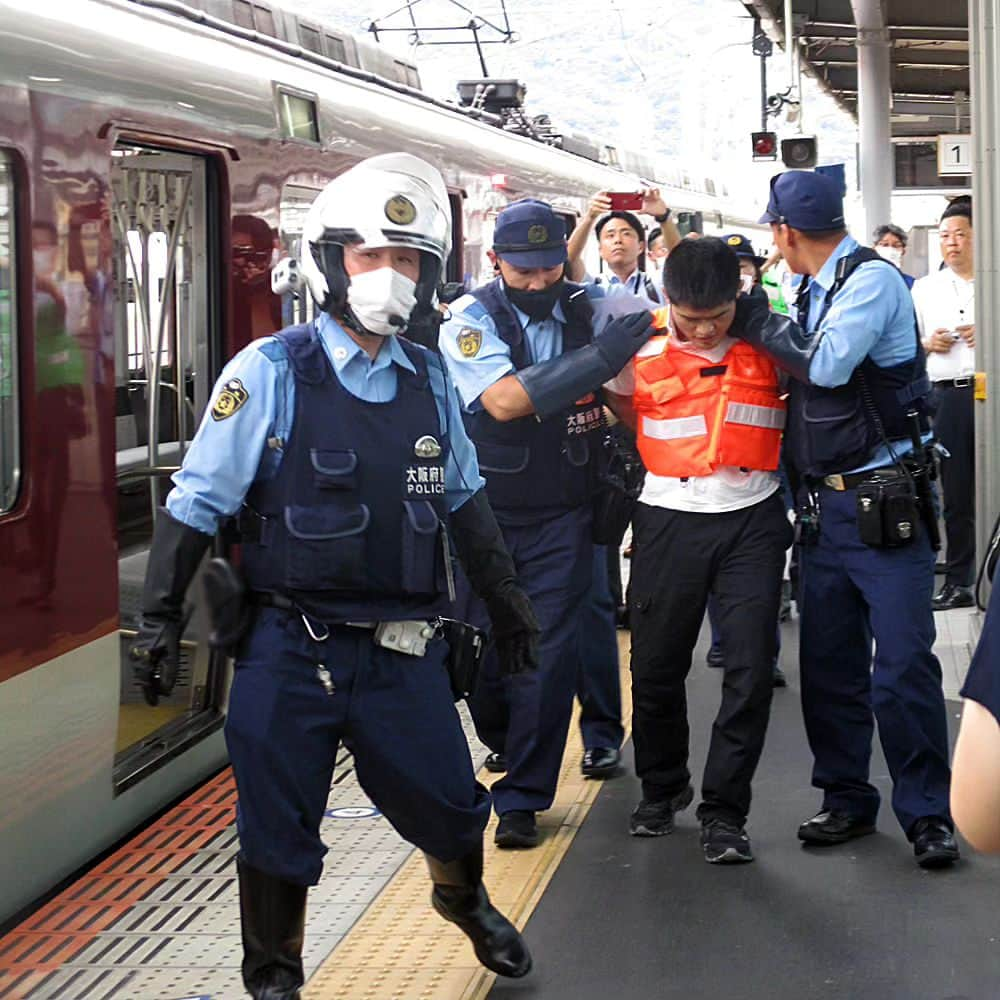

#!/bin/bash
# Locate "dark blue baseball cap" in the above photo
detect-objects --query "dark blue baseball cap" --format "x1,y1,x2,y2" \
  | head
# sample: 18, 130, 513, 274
759, 170, 845, 231
492, 198, 568, 268
722, 233, 764, 264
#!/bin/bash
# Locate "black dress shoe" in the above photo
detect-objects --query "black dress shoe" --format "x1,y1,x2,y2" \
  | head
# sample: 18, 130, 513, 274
932, 584, 974, 611
772, 665, 788, 688
581, 747, 620, 778
484, 752, 507, 773
798, 810, 876, 845
495, 810, 538, 849
912, 817, 960, 869
706, 645, 724, 669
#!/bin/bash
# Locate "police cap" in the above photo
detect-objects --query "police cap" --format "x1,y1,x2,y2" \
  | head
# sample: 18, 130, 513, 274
492, 199, 568, 268
759, 170, 845, 231
722, 233, 765, 265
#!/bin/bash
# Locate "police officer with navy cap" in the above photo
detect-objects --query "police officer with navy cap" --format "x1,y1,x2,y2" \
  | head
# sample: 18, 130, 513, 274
129, 153, 538, 998
732, 170, 958, 868
440, 198, 655, 848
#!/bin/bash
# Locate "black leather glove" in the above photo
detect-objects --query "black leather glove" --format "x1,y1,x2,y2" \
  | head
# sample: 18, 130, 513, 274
593, 309, 658, 374
731, 291, 816, 384
450, 492, 540, 675
130, 509, 212, 706
516, 310, 655, 419
485, 580, 540, 676
131, 616, 183, 707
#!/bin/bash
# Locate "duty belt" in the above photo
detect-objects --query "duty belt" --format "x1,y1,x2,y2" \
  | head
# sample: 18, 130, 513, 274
818, 465, 899, 492
250, 592, 436, 656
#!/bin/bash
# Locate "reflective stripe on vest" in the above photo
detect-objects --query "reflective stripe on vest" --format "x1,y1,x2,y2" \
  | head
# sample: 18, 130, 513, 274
632, 333, 785, 478
642, 414, 708, 441
725, 401, 786, 430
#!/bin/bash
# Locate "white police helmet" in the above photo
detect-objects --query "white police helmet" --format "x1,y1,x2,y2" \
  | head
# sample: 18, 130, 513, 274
299, 153, 452, 328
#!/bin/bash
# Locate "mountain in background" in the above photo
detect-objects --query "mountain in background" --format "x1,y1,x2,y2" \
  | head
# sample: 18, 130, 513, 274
298, 0, 860, 211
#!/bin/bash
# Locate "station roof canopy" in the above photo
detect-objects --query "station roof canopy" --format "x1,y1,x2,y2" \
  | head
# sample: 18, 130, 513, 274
743, 0, 970, 137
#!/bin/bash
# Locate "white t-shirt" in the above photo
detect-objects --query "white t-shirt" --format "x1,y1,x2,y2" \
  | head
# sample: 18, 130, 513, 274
911, 267, 975, 380
609, 335, 780, 514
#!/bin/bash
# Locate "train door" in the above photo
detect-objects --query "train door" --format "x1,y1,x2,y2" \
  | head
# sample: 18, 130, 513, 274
110, 145, 221, 782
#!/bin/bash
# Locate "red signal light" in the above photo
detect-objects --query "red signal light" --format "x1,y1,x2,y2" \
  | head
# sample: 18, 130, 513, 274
752, 131, 778, 161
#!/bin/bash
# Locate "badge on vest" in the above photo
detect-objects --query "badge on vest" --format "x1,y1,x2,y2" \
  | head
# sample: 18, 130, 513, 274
414, 435, 442, 458
211, 378, 249, 421
457, 327, 482, 358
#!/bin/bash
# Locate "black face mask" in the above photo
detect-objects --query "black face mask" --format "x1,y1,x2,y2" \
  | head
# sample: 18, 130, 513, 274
504, 277, 564, 322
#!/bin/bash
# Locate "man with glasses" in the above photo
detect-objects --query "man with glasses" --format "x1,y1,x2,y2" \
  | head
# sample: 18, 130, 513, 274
732, 170, 957, 869
912, 200, 976, 610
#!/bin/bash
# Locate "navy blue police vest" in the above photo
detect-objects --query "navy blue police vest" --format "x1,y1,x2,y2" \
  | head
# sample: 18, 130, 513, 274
786, 247, 931, 478
241, 323, 454, 624
463, 279, 604, 513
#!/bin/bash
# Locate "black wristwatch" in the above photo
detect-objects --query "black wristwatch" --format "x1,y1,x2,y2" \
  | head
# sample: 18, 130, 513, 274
653, 210, 671, 223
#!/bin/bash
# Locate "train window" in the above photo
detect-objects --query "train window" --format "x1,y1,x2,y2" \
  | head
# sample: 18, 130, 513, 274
298, 21, 322, 54
446, 191, 464, 285
232, 0, 254, 29
280, 183, 322, 327
253, 3, 275, 35
0, 153, 18, 513
277, 88, 320, 143
325, 33, 346, 63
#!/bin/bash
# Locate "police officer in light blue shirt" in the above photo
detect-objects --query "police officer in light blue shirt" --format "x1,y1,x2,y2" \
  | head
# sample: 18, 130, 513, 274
733, 170, 958, 869
440, 199, 655, 849
129, 154, 538, 997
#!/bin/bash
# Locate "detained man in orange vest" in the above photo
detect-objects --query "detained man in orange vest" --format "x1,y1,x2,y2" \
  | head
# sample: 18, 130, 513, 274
605, 237, 793, 863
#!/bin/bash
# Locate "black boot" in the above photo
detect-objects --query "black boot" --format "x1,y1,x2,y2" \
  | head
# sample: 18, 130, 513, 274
237, 857, 307, 1000
425, 849, 532, 978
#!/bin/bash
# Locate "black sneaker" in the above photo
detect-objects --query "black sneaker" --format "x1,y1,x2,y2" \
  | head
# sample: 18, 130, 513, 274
701, 818, 754, 864
484, 752, 507, 773
629, 785, 694, 836
495, 810, 538, 849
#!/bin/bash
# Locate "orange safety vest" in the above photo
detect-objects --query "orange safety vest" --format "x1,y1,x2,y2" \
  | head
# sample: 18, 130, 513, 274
632, 323, 786, 479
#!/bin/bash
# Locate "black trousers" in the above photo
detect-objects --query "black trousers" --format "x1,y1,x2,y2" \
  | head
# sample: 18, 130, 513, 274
629, 492, 792, 825
934, 383, 976, 587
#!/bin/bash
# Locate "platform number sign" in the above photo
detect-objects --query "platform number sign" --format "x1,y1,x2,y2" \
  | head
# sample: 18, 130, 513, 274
938, 134, 972, 176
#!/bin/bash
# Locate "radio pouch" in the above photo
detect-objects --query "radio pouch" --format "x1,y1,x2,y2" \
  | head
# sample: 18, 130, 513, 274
856, 473, 919, 548
437, 618, 487, 701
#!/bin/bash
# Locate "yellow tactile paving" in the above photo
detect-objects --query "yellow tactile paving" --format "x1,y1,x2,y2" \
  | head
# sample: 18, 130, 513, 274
305, 633, 633, 1000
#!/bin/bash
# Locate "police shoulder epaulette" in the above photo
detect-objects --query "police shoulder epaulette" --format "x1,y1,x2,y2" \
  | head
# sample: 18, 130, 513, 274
256, 338, 289, 364
454, 295, 489, 321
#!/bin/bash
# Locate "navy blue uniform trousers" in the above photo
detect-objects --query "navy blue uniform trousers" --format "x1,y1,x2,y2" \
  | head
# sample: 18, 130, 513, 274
576, 544, 624, 751
799, 488, 952, 835
465, 505, 593, 815
225, 608, 490, 886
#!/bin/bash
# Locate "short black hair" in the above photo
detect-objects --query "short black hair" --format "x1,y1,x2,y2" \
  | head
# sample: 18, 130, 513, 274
647, 228, 663, 249
662, 237, 740, 309
941, 197, 972, 225
873, 223, 908, 247
595, 211, 644, 242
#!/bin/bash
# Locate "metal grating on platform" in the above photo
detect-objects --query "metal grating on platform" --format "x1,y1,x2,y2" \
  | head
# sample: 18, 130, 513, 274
0, 702, 488, 1000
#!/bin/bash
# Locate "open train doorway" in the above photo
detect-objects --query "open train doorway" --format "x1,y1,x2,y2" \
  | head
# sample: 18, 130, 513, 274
110, 145, 222, 784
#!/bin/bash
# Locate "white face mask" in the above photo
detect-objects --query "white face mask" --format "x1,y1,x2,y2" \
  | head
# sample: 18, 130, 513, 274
346, 266, 418, 337
875, 245, 903, 268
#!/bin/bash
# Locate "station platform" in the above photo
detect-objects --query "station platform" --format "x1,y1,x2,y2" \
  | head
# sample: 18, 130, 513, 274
0, 607, 995, 1000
